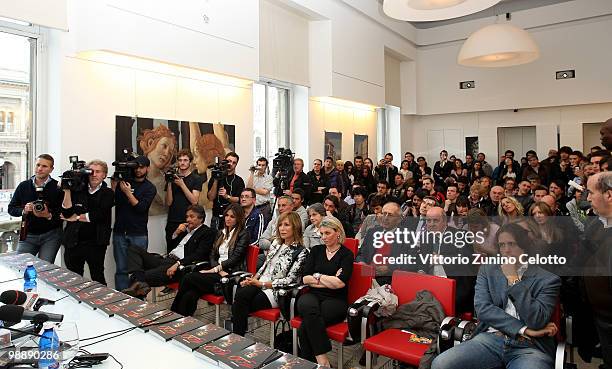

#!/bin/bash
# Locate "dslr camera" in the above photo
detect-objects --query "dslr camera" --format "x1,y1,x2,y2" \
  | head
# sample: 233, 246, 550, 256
164, 164, 180, 183
111, 149, 139, 181
32, 186, 46, 212
60, 156, 92, 192
208, 158, 229, 181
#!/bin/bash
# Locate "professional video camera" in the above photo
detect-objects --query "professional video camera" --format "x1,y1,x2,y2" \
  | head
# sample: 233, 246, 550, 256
272, 148, 295, 196
111, 149, 139, 181
60, 156, 92, 192
208, 157, 229, 181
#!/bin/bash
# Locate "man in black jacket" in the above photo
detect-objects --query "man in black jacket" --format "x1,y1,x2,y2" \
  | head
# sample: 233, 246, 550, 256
61, 159, 114, 284
276, 158, 312, 203
8, 154, 63, 262
112, 155, 157, 290
375, 153, 399, 183
433, 150, 453, 185
123, 205, 217, 297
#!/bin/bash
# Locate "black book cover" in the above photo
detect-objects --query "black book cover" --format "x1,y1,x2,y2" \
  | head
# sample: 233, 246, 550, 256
75, 286, 113, 302
82, 291, 131, 310
195, 333, 255, 365
116, 302, 166, 323
132, 310, 182, 332
64, 280, 101, 297
38, 267, 65, 280
260, 353, 317, 369
149, 316, 204, 341
54, 275, 87, 289
98, 298, 145, 317
171, 323, 230, 351
43, 271, 81, 286
219, 342, 282, 369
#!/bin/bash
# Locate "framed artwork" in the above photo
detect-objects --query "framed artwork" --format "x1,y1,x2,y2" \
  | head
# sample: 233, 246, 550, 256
465, 136, 479, 158
324, 131, 342, 161
116, 115, 235, 214
354, 134, 368, 158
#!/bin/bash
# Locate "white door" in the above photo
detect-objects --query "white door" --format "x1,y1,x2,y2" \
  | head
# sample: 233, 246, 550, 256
583, 122, 604, 152
498, 126, 537, 161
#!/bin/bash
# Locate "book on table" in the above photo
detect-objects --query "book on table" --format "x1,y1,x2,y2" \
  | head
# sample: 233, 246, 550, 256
194, 333, 255, 365
148, 316, 204, 341
171, 323, 230, 352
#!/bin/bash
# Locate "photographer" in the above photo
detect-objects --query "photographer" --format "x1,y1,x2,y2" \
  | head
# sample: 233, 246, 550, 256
165, 149, 204, 253
374, 153, 398, 183
207, 152, 245, 230
8, 154, 63, 263
61, 159, 114, 285
274, 158, 312, 204
246, 157, 273, 228
111, 155, 157, 291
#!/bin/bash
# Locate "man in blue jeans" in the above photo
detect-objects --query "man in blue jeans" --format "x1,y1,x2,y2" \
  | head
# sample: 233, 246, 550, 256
8, 154, 63, 263
432, 223, 561, 369
111, 155, 156, 290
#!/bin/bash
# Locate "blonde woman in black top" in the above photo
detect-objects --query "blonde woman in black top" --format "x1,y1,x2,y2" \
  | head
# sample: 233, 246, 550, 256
298, 216, 354, 366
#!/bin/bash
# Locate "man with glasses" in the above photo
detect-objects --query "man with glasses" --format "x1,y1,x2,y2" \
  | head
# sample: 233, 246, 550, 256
207, 152, 245, 230
241, 188, 264, 244
246, 157, 273, 227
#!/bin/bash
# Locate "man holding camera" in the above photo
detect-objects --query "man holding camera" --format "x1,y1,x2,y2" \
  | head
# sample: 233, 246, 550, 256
246, 157, 273, 228
275, 158, 311, 204
207, 152, 245, 230
375, 153, 399, 183
61, 160, 114, 284
8, 154, 63, 262
165, 149, 203, 253
111, 155, 157, 290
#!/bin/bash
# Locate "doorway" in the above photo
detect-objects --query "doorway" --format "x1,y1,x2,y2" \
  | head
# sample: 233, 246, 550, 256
582, 122, 603, 153
497, 126, 537, 161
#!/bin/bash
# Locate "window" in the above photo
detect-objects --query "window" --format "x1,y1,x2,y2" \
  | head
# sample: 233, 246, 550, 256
252, 82, 290, 163
0, 27, 36, 226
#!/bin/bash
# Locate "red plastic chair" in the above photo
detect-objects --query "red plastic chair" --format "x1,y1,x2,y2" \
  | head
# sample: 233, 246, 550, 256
165, 244, 259, 326
363, 271, 456, 369
343, 238, 359, 259
289, 262, 374, 369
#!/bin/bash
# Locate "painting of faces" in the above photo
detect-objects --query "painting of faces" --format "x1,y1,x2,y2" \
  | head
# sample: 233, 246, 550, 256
115, 115, 236, 215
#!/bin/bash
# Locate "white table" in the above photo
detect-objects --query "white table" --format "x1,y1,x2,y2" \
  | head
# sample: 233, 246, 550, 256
0, 264, 217, 369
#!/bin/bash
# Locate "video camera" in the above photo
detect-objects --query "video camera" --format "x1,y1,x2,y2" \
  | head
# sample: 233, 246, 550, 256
111, 149, 139, 181
272, 148, 294, 196
60, 156, 92, 192
208, 157, 230, 182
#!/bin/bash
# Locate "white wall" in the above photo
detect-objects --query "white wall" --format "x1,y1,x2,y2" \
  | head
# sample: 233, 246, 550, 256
403, 102, 612, 163
308, 98, 377, 166
68, 0, 259, 81
260, 0, 310, 86
417, 16, 612, 115
46, 36, 253, 288
384, 53, 401, 107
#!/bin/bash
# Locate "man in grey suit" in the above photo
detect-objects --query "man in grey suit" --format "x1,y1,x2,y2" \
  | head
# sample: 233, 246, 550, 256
432, 223, 561, 369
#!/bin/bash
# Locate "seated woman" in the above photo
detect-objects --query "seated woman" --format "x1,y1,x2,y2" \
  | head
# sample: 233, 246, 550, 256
499, 196, 524, 225
466, 208, 500, 257
297, 216, 354, 366
231, 212, 308, 336
432, 223, 561, 369
529, 201, 575, 265
171, 203, 249, 316
303, 203, 326, 250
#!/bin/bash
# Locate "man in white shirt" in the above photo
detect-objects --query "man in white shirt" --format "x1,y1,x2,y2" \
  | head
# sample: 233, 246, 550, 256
122, 205, 217, 297
246, 157, 274, 227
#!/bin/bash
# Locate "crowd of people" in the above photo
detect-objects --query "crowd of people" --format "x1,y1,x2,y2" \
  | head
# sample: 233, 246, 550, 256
6, 118, 612, 369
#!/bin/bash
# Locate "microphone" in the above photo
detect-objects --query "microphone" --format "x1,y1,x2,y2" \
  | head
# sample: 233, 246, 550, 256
0, 304, 63, 323
0, 290, 55, 311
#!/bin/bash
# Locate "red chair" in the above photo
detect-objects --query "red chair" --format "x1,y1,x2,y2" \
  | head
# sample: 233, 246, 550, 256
289, 262, 374, 369
363, 271, 456, 369
343, 238, 359, 258
164, 244, 259, 326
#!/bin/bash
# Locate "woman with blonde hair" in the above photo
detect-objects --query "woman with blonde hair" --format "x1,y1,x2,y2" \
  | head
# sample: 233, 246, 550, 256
138, 125, 177, 214
171, 203, 248, 316
498, 196, 524, 224
231, 211, 308, 336
296, 216, 354, 366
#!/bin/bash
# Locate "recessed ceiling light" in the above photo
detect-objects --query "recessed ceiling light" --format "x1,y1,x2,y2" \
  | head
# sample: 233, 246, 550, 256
383, 0, 501, 22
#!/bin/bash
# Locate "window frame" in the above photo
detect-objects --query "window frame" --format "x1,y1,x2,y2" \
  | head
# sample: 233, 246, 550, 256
253, 80, 291, 163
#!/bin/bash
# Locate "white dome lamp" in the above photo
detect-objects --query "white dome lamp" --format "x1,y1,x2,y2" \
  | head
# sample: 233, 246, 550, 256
458, 19, 540, 68
383, 0, 502, 22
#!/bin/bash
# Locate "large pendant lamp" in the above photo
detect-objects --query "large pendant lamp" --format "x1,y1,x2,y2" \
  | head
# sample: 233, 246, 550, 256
383, 0, 501, 22
458, 22, 540, 67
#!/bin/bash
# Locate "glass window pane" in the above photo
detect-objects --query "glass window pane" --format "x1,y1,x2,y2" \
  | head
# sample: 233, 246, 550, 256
252, 83, 266, 162
0, 31, 33, 229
